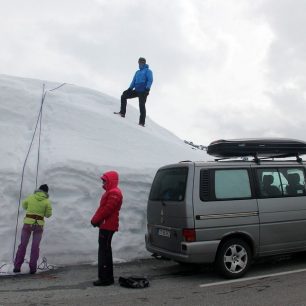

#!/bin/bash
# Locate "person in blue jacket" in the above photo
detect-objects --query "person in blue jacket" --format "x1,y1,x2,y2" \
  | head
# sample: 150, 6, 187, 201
115, 57, 153, 127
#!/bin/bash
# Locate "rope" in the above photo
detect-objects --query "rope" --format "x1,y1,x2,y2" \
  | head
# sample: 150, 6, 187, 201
0, 257, 55, 274
35, 84, 46, 188
12, 84, 47, 261
37, 256, 55, 271
49, 83, 66, 92
35, 83, 66, 187
0, 263, 7, 274
12, 82, 66, 265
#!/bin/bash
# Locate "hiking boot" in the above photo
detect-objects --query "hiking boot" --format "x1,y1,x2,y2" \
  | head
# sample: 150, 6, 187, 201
114, 112, 125, 118
93, 279, 114, 286
13, 268, 21, 273
139, 123, 145, 127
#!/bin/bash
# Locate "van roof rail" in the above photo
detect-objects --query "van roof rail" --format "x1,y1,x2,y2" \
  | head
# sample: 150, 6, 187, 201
214, 154, 303, 164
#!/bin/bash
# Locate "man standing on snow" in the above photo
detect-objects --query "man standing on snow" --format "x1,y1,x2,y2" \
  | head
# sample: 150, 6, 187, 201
115, 57, 153, 127
91, 171, 123, 286
14, 184, 52, 274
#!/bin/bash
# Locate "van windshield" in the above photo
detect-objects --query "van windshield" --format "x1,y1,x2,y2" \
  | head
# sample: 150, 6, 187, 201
149, 167, 188, 201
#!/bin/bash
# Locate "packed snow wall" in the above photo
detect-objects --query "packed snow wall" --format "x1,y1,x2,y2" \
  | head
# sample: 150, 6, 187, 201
0, 74, 206, 267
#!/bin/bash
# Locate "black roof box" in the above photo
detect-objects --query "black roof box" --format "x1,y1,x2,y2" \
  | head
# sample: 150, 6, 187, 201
207, 138, 306, 159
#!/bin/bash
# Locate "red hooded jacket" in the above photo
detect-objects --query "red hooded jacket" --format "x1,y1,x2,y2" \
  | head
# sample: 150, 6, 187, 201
91, 171, 123, 231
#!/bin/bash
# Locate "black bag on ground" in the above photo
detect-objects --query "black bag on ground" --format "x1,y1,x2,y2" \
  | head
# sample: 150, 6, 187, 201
118, 276, 149, 289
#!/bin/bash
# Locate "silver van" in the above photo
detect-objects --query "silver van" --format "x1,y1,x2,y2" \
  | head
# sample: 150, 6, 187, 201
145, 159, 306, 278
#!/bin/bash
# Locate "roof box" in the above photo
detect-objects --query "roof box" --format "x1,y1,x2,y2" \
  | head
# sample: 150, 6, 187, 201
207, 138, 306, 160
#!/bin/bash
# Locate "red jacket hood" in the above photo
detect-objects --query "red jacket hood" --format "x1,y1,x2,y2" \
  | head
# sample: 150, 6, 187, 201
101, 171, 119, 191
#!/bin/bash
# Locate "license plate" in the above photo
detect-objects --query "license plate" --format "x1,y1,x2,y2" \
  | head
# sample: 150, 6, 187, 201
158, 228, 171, 238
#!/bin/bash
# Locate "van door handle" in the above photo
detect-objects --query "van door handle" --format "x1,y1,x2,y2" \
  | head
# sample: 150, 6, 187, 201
161, 201, 166, 206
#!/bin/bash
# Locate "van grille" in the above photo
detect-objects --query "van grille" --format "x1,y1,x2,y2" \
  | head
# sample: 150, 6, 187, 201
200, 169, 210, 201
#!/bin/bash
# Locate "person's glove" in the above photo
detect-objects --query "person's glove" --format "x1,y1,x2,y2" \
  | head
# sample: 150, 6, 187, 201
91, 221, 98, 227
145, 89, 150, 95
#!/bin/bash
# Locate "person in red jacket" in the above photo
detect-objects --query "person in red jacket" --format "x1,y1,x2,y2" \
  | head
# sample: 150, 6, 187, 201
91, 171, 123, 286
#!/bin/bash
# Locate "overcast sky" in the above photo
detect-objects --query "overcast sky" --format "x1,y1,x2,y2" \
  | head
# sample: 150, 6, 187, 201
1, 0, 305, 145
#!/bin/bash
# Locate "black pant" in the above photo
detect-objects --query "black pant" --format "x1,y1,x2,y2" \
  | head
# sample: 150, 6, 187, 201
120, 89, 148, 125
98, 229, 114, 281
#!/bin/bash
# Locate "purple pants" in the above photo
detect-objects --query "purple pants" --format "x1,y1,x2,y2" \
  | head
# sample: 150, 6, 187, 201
14, 224, 43, 272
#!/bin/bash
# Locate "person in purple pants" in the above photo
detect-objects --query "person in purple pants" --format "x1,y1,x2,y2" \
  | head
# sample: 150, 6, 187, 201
14, 184, 52, 274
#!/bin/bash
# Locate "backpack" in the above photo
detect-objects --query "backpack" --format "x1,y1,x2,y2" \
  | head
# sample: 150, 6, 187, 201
118, 276, 149, 289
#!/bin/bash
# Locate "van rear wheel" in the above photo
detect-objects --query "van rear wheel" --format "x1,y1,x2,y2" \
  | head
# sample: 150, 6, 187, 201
216, 238, 251, 279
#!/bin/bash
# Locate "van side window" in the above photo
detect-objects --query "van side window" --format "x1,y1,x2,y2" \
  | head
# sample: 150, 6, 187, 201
257, 169, 282, 197
279, 168, 306, 196
214, 169, 251, 200
149, 167, 188, 201
256, 168, 306, 198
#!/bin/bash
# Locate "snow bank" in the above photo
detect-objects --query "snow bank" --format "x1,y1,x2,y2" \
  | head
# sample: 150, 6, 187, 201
0, 74, 207, 272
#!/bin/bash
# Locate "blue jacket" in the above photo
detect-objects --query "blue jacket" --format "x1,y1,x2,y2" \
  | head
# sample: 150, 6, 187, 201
129, 64, 153, 93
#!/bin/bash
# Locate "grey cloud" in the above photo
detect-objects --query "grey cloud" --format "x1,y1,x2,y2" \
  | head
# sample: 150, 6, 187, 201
2, 1, 305, 145
33, 1, 221, 92
257, 1, 306, 88
24, 2, 188, 97
189, 94, 306, 144
240, 0, 306, 142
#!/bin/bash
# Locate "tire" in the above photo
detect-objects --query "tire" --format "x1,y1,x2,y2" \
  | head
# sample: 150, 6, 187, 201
216, 238, 252, 279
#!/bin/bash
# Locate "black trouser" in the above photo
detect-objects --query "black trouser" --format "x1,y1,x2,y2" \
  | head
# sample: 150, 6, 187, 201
98, 229, 114, 281
120, 89, 148, 125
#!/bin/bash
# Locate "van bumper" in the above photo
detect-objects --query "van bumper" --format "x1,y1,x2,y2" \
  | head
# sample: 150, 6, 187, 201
145, 234, 219, 263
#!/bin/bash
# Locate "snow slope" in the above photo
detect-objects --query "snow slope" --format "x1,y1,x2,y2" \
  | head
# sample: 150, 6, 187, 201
0, 74, 208, 272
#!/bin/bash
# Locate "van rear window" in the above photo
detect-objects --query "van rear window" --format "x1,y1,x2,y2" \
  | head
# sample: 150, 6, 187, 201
149, 167, 188, 201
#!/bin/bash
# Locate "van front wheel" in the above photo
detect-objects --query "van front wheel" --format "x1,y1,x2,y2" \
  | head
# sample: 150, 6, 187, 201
216, 238, 251, 279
